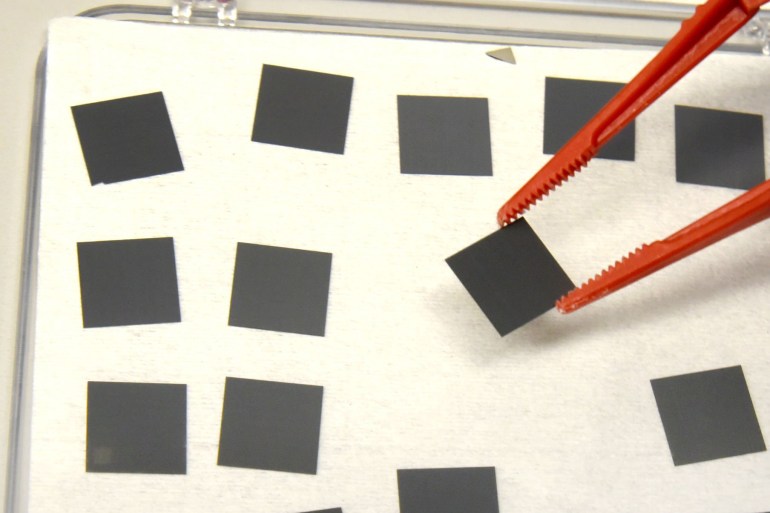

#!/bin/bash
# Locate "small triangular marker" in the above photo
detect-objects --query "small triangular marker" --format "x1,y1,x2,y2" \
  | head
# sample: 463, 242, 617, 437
486, 47, 516, 65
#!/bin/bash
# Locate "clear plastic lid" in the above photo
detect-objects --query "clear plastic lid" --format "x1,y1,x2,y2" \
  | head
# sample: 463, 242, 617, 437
77, 1, 770, 53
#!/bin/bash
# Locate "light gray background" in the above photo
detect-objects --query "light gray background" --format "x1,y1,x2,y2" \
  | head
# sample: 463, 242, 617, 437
0, 0, 704, 506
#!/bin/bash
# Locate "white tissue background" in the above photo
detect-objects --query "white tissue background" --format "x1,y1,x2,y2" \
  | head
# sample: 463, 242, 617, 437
24, 16, 770, 513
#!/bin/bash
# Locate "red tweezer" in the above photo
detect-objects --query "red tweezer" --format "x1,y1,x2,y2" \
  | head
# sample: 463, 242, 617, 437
497, 0, 770, 314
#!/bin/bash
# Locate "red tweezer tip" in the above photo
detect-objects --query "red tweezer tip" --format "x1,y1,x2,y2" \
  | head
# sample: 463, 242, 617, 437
556, 178, 770, 313
556, 244, 652, 314
495, 0, 769, 313
497, 0, 765, 227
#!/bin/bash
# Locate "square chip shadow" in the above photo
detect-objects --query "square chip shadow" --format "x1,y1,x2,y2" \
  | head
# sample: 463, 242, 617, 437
446, 218, 574, 336
299, 510, 342, 513
87, 381, 187, 474
252, 64, 354, 154
544, 77, 635, 161
218, 377, 324, 474
397, 467, 499, 513
72, 92, 184, 185
675, 105, 765, 190
77, 237, 181, 328
651, 365, 766, 466
228, 242, 333, 337
397, 95, 493, 176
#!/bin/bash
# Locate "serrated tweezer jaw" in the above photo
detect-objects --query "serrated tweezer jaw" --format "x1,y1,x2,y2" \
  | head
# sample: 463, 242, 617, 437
556, 179, 770, 313
496, 0, 768, 312
498, 0, 766, 226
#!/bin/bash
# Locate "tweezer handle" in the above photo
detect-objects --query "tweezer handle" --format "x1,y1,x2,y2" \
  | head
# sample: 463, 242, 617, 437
595, 0, 763, 146
497, 0, 766, 226
557, 179, 770, 313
